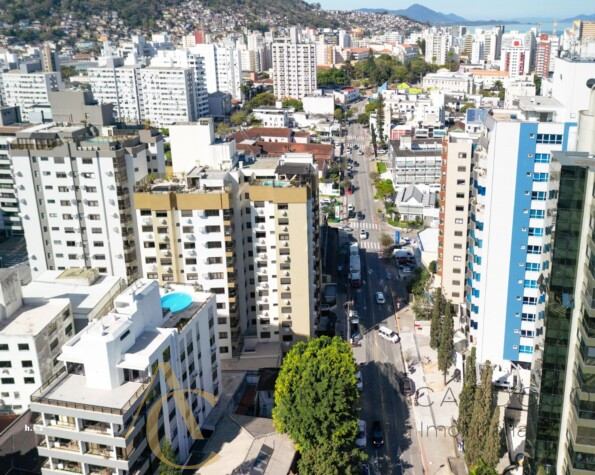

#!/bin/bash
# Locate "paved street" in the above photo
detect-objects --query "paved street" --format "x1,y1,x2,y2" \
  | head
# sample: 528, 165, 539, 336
338, 123, 424, 474
330, 122, 461, 474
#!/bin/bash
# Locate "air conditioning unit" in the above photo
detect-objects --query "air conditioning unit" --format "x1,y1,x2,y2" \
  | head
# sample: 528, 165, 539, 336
284, 285, 290, 291
283, 242, 289, 247
282, 211, 288, 217
161, 218, 167, 224
283, 227, 288, 232
285, 300, 291, 305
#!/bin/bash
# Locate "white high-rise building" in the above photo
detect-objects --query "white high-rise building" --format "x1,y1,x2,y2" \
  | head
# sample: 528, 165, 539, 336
0, 68, 62, 121
9, 92, 165, 282
0, 268, 75, 414
139, 66, 197, 127
425, 32, 450, 65
87, 57, 143, 124
31, 279, 221, 474
272, 38, 317, 99
192, 44, 242, 100
463, 102, 575, 385
501, 31, 532, 78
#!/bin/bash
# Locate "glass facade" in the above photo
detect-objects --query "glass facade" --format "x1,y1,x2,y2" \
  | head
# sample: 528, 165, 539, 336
527, 165, 588, 473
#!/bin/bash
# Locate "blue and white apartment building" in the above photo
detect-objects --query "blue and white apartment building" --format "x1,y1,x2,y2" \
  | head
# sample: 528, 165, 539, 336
465, 97, 577, 385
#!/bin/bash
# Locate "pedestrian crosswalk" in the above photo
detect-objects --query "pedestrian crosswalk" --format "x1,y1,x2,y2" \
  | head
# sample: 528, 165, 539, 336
359, 241, 381, 250
349, 221, 380, 230
346, 135, 367, 142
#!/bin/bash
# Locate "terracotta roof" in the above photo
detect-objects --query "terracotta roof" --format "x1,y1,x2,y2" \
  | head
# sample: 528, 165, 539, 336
236, 141, 333, 161
294, 131, 309, 137
349, 47, 370, 54
231, 127, 293, 142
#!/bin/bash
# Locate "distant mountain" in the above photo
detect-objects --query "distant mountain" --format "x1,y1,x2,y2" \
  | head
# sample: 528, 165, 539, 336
561, 14, 595, 22
359, 3, 466, 24
359, 3, 518, 26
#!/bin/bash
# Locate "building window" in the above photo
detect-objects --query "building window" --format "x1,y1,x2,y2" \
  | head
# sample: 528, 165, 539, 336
1, 378, 14, 384
453, 256, 461, 262
533, 173, 549, 182
24, 377, 35, 384
21, 361, 33, 368
536, 134, 562, 144
535, 153, 550, 163
17, 344, 28, 351
519, 345, 534, 354
528, 227, 543, 237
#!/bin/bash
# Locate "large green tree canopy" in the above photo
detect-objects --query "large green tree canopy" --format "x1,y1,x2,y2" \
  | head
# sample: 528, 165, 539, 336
273, 336, 359, 452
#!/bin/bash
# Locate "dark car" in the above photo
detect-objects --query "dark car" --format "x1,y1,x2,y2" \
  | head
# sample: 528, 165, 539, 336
353, 161, 360, 167
348, 210, 356, 218
371, 420, 384, 447
357, 211, 365, 220
400, 376, 415, 396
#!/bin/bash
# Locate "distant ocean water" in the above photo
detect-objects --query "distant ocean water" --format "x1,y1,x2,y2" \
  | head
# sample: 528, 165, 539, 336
468, 21, 575, 35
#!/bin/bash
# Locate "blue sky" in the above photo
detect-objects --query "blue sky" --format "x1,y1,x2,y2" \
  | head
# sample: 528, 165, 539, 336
315, 0, 591, 20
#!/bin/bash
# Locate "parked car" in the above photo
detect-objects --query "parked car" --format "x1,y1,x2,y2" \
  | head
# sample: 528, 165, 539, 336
356, 420, 367, 447
340, 226, 354, 233
320, 197, 332, 204
371, 420, 384, 447
347, 186, 354, 195
349, 310, 359, 324
320, 304, 330, 314
353, 161, 360, 167
400, 376, 415, 396
378, 325, 400, 343
375, 292, 385, 304
355, 371, 363, 391
357, 211, 365, 220
360, 229, 368, 240
358, 151, 364, 156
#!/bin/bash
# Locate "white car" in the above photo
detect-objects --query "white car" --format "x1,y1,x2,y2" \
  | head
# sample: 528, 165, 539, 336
348, 204, 355, 212
360, 229, 368, 240
320, 197, 332, 204
358, 151, 364, 155
376, 292, 385, 304
340, 226, 354, 233
355, 371, 363, 391
356, 420, 367, 447
349, 310, 359, 324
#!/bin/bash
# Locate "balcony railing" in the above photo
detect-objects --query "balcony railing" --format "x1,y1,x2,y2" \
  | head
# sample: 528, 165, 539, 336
30, 367, 151, 415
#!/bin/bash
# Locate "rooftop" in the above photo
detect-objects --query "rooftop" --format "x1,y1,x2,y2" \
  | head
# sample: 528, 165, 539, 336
553, 151, 595, 171
22, 271, 122, 319
0, 298, 70, 336
517, 96, 564, 112
197, 415, 296, 475
31, 370, 146, 413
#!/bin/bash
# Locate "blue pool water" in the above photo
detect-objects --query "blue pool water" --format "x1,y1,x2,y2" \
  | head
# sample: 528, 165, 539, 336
161, 292, 193, 313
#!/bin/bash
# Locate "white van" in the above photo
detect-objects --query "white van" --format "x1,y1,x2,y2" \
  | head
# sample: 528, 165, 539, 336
378, 325, 400, 343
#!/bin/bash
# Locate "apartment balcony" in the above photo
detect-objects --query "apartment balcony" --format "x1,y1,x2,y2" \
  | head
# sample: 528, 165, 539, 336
82, 420, 111, 435
86, 445, 113, 458
42, 458, 82, 473
41, 438, 80, 453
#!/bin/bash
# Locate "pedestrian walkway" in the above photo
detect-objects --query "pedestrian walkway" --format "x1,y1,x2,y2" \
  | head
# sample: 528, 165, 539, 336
349, 221, 380, 230
395, 306, 463, 475
346, 135, 367, 141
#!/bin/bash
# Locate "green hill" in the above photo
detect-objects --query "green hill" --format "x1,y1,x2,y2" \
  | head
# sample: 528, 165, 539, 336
0, 0, 338, 31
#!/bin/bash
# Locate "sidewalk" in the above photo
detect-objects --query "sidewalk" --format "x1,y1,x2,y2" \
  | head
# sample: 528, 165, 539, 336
396, 306, 464, 475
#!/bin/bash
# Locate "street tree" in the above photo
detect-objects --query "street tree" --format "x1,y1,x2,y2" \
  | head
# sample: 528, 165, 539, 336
230, 110, 247, 126
465, 363, 494, 466
457, 347, 477, 439
438, 300, 454, 383
357, 113, 369, 125
411, 297, 432, 321
216, 122, 231, 137
379, 232, 393, 256
429, 288, 442, 349
334, 108, 345, 122
158, 438, 181, 475
370, 125, 378, 157
376, 94, 385, 147
273, 336, 360, 453
298, 441, 365, 475
282, 98, 303, 111
484, 406, 502, 467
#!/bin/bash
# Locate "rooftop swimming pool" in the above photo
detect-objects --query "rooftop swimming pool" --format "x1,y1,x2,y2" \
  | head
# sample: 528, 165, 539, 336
161, 292, 193, 313
261, 180, 290, 187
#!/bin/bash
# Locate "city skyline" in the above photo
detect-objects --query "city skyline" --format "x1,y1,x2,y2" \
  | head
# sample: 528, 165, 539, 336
315, 0, 592, 21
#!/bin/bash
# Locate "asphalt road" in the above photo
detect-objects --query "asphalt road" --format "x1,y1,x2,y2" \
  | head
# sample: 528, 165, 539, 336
343, 123, 424, 474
